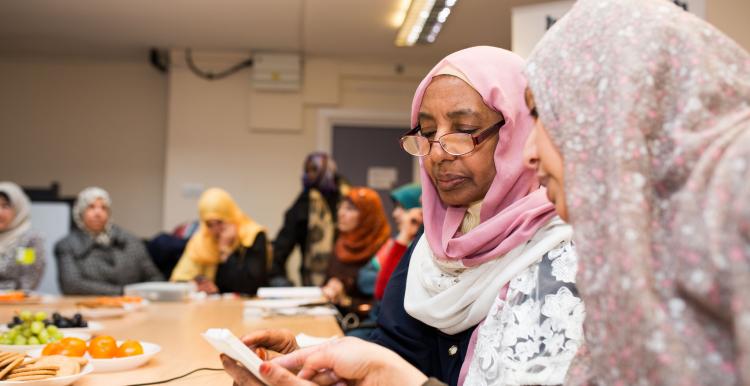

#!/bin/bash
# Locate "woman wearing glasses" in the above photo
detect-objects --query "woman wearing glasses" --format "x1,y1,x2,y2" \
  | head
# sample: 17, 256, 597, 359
224, 46, 584, 386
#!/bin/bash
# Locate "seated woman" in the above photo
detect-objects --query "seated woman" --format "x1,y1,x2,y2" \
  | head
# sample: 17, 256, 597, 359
0, 182, 45, 291
322, 187, 390, 315
226, 46, 584, 386
521, 0, 750, 384
170, 188, 268, 295
55, 187, 163, 295
354, 183, 423, 302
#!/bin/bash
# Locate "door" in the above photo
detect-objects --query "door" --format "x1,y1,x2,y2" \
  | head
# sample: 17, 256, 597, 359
333, 125, 414, 231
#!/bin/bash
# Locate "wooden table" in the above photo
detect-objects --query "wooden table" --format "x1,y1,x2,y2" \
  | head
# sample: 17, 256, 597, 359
0, 298, 342, 385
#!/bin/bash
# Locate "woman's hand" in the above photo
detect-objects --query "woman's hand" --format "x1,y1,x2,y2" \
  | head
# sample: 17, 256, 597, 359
321, 278, 345, 304
396, 208, 423, 245
222, 337, 428, 386
195, 276, 219, 294
276, 337, 428, 386
240, 329, 300, 358
222, 354, 319, 386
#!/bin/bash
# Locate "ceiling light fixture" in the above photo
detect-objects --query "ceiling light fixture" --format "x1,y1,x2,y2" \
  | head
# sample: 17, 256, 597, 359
394, 0, 458, 47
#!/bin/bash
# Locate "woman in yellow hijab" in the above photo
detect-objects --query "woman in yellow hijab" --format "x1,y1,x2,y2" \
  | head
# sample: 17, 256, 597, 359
170, 188, 269, 295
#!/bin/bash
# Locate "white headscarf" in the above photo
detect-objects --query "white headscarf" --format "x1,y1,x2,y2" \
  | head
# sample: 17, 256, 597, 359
73, 187, 113, 245
0, 182, 32, 252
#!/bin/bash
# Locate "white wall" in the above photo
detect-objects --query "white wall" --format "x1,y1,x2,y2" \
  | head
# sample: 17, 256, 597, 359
162, 51, 431, 238
708, 0, 750, 52
0, 56, 167, 237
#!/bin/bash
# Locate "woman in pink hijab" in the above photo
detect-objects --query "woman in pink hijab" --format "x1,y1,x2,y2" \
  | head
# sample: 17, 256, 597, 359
223, 46, 584, 386
523, 0, 750, 385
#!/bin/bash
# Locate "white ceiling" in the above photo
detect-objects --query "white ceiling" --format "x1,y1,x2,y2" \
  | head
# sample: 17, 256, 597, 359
0, 0, 552, 63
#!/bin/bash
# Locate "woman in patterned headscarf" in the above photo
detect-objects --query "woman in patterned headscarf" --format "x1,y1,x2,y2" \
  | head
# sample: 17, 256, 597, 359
55, 187, 163, 295
523, 0, 750, 384
269, 152, 349, 287
0, 182, 45, 290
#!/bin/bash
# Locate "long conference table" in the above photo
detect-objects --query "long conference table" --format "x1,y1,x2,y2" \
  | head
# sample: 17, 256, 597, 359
0, 298, 343, 385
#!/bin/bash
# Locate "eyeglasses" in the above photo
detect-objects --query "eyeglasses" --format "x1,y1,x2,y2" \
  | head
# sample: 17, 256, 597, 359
399, 119, 505, 157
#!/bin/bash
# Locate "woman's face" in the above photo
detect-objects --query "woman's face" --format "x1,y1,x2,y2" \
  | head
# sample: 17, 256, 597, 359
83, 198, 110, 234
0, 196, 15, 232
337, 200, 360, 233
522, 88, 569, 221
420, 75, 501, 206
305, 161, 321, 185
205, 219, 226, 239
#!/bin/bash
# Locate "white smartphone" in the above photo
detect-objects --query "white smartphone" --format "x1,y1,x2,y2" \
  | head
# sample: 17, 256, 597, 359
202, 328, 267, 384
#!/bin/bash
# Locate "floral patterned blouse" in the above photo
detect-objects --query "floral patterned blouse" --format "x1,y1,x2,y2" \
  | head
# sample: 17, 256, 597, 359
464, 240, 584, 385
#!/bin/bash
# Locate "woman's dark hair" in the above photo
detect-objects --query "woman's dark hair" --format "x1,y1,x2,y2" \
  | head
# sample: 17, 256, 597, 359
0, 192, 10, 204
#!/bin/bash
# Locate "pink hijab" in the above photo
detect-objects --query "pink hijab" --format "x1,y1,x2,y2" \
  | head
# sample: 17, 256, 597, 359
412, 46, 555, 267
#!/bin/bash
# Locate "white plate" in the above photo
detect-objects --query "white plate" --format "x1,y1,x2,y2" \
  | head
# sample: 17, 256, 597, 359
0, 363, 93, 386
1, 322, 103, 335
78, 308, 128, 319
57, 321, 104, 334
28, 341, 161, 373
0, 332, 91, 354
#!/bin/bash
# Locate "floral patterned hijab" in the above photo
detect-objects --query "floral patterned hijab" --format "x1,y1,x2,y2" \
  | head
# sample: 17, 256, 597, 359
526, 0, 750, 384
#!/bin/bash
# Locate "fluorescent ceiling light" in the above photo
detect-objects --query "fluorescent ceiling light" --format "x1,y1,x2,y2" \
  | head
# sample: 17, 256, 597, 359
395, 0, 458, 47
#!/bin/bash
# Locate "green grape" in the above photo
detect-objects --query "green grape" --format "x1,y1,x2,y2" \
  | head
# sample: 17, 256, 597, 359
46, 325, 59, 335
19, 310, 32, 322
27, 336, 40, 345
0, 337, 10, 345
22, 328, 32, 338
38, 335, 48, 344
13, 335, 27, 345
7, 329, 18, 340
11, 325, 22, 333
52, 332, 63, 341
34, 311, 47, 322
30, 321, 44, 335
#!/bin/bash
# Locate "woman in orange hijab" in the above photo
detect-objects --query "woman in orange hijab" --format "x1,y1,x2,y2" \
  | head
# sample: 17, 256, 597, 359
323, 187, 390, 310
170, 188, 269, 295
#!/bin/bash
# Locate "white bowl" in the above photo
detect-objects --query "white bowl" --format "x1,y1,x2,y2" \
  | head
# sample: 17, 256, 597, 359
0, 332, 91, 354
1, 322, 103, 335
0, 363, 93, 386
28, 341, 161, 373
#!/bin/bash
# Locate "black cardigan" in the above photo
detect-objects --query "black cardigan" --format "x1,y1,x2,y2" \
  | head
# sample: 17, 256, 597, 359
367, 230, 475, 386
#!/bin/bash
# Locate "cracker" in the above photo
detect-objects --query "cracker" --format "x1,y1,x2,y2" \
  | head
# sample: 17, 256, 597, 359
3, 374, 55, 381
0, 353, 23, 369
0, 352, 16, 362
10, 365, 59, 374
0, 355, 24, 380
33, 356, 80, 376
7, 370, 57, 378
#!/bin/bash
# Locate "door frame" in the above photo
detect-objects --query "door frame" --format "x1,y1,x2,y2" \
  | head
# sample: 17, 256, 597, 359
316, 108, 421, 183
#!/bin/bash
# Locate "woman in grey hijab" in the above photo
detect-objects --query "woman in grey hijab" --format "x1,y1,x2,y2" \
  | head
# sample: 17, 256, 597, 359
54, 187, 163, 295
0, 182, 45, 290
523, 0, 750, 384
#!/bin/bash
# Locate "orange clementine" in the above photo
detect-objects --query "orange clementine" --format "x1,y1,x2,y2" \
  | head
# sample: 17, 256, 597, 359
115, 340, 144, 357
88, 335, 117, 359
58, 337, 87, 357
41, 341, 64, 356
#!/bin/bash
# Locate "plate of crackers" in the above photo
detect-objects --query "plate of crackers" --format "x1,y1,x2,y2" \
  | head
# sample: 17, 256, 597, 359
0, 352, 92, 385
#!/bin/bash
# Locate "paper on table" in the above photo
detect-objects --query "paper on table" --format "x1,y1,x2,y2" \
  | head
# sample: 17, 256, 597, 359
256, 287, 323, 299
